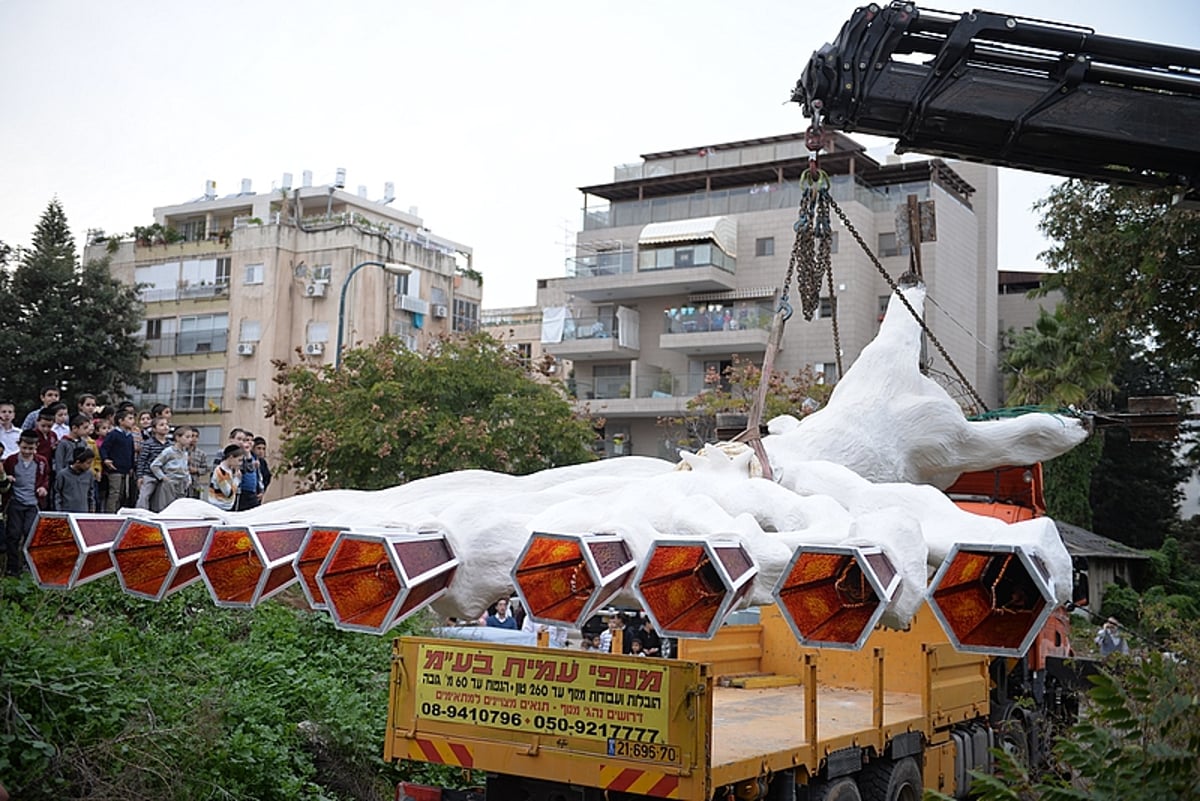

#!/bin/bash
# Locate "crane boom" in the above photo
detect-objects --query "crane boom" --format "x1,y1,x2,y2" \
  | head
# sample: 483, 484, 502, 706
793, 2, 1200, 200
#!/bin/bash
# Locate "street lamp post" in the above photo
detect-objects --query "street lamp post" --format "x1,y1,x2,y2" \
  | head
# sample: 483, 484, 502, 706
335, 260, 413, 369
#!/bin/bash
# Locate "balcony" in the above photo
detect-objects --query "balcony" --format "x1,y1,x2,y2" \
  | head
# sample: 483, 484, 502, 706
660, 301, 774, 356
177, 331, 229, 355
542, 314, 639, 361
565, 369, 715, 420
559, 243, 736, 302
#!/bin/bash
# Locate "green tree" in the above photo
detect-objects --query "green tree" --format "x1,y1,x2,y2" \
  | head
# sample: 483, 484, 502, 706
266, 332, 597, 490
0, 199, 146, 411
1000, 308, 1115, 528
1090, 355, 1191, 550
1035, 182, 1200, 387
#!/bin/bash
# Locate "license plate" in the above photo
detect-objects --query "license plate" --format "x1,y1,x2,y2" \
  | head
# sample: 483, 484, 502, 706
607, 739, 679, 764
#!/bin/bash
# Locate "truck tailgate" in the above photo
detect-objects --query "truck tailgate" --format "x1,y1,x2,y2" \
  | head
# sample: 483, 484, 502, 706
386, 637, 713, 800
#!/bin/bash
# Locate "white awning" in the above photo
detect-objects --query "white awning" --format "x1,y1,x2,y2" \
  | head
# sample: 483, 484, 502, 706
639, 216, 737, 256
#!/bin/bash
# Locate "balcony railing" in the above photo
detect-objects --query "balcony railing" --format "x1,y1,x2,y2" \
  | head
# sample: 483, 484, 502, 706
583, 174, 932, 230
139, 283, 230, 303
125, 390, 224, 413
663, 301, 773, 334
565, 249, 636, 278
559, 315, 619, 341
566, 370, 721, 401
177, 331, 229, 355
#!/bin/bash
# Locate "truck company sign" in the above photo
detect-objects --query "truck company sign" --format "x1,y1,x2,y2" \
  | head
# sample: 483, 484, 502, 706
415, 642, 675, 752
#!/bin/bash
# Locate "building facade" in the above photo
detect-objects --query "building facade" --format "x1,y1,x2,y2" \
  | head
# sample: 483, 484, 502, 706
522, 131, 1000, 459
85, 177, 480, 499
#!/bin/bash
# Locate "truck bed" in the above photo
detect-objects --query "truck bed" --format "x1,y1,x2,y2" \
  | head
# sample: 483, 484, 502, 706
711, 683, 924, 781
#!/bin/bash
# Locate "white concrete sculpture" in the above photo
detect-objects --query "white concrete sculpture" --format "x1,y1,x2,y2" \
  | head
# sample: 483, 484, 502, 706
154, 282, 1086, 648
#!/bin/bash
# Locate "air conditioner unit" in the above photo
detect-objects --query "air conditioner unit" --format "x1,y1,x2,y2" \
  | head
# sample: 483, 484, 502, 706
304, 342, 325, 356
236, 342, 255, 356
433, 304, 449, 318
304, 282, 327, 298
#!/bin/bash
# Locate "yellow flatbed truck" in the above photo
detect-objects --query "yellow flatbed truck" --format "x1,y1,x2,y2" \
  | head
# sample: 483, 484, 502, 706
385, 603, 1000, 801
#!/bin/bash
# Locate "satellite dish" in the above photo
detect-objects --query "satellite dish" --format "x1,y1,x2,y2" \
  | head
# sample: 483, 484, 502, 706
293, 262, 309, 279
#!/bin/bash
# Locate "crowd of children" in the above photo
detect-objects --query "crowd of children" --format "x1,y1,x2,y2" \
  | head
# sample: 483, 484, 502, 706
0, 387, 272, 578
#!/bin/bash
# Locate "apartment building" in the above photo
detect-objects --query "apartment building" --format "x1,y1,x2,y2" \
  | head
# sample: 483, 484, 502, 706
526, 131, 1001, 459
84, 175, 479, 499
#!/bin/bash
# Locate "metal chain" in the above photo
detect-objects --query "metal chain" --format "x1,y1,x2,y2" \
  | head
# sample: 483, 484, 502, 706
826, 194, 990, 413
789, 172, 832, 321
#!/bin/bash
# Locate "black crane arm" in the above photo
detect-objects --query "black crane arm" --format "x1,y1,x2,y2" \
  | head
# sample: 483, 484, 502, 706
793, 2, 1200, 198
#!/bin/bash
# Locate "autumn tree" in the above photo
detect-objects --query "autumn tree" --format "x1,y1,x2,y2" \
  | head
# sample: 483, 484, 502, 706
266, 332, 597, 490
0, 199, 146, 410
659, 355, 833, 452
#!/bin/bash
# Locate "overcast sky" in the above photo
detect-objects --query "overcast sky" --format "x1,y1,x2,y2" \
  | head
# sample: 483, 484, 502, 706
1, 1, 1194, 308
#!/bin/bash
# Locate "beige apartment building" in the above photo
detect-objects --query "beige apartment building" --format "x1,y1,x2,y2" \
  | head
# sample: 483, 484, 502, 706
85, 175, 479, 499
513, 131, 1003, 459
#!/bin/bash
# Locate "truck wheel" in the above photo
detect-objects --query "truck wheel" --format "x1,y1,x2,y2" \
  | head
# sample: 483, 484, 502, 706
809, 777, 862, 801
859, 757, 922, 801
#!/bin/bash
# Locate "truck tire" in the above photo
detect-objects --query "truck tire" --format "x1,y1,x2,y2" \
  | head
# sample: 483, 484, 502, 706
809, 777, 862, 801
859, 757, 922, 801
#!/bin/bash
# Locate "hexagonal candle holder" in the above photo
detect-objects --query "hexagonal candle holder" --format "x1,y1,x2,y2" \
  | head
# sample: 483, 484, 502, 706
773, 545, 900, 650
111, 518, 216, 601
199, 523, 311, 607
292, 525, 349, 610
927, 542, 1056, 657
633, 538, 757, 639
24, 513, 127, 589
511, 532, 635, 627
317, 529, 458, 634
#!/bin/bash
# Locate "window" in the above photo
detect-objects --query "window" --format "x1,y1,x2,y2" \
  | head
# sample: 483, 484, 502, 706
818, 297, 836, 319
178, 313, 229, 354
177, 369, 224, 411
453, 299, 479, 333
814, 362, 839, 384
145, 318, 165, 340
307, 321, 330, 343
396, 273, 411, 296
878, 295, 891, 323
755, 237, 775, 257
239, 319, 261, 342
878, 232, 909, 258
180, 219, 205, 242
313, 264, 332, 283
194, 426, 221, 457
515, 343, 532, 365
236, 378, 257, 399
244, 262, 265, 285
216, 257, 231, 286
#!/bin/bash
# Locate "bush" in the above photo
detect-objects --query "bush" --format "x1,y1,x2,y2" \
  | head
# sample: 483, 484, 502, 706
0, 576, 412, 800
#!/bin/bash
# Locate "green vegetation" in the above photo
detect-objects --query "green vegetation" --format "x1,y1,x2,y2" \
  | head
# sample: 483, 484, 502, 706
266, 332, 597, 490
0, 576, 429, 800
935, 605, 1200, 801
0, 199, 147, 412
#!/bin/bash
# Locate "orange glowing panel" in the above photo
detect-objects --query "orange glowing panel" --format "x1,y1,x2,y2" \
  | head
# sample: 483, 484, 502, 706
293, 526, 348, 609
318, 530, 458, 634
199, 523, 308, 608
26, 513, 125, 589
111, 519, 214, 601
633, 539, 756, 639
512, 532, 634, 627
773, 545, 899, 650
927, 543, 1055, 657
